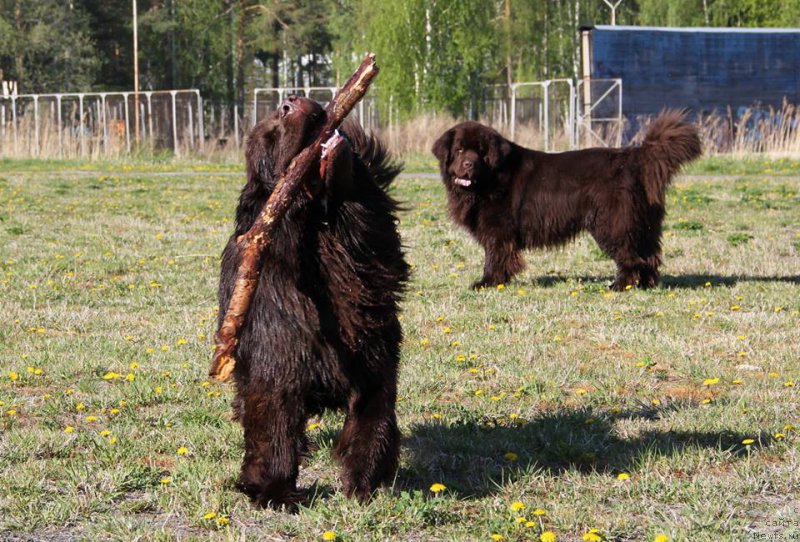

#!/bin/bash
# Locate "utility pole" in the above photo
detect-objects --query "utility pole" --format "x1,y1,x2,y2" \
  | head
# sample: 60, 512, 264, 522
133, 0, 140, 145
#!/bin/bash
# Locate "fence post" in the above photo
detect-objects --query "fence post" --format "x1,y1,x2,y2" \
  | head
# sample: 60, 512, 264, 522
581, 28, 593, 148
234, 104, 239, 147
11, 95, 17, 154
33, 96, 39, 157
123, 92, 131, 153
170, 90, 178, 156
196, 91, 204, 152
252, 90, 258, 127
146, 92, 153, 146
510, 83, 517, 140
100, 94, 108, 156
187, 101, 195, 150
543, 81, 551, 151
56, 95, 62, 158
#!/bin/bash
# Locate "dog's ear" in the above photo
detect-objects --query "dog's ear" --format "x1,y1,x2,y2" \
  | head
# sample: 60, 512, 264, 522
431, 129, 454, 164
485, 133, 512, 169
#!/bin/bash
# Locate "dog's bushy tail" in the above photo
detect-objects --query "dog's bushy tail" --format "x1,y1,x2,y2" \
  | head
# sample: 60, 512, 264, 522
639, 110, 702, 205
342, 119, 403, 190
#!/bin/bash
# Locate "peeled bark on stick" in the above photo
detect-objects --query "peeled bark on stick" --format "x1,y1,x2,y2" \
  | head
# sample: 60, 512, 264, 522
209, 53, 380, 381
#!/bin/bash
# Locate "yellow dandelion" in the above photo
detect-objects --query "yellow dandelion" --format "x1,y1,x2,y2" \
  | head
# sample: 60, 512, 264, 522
491, 535, 505, 541
429, 483, 446, 493
6, 409, 17, 416
215, 517, 230, 527
742, 438, 755, 446
617, 473, 630, 481
654, 535, 669, 542
129, 362, 140, 369
322, 531, 337, 541
515, 516, 527, 524
576, 389, 588, 395
160, 477, 172, 485
419, 339, 430, 346
8, 372, 19, 381
203, 512, 217, 520
583, 529, 604, 542
510, 501, 525, 512
533, 508, 547, 516
774, 433, 786, 441
100, 429, 111, 437
540, 532, 557, 542
442, 327, 452, 334
85, 415, 98, 422
504, 452, 518, 461
103, 372, 121, 380
702, 378, 719, 386
732, 379, 743, 385
177, 446, 189, 455
308, 423, 321, 431
783, 424, 796, 432
107, 436, 118, 444
496, 284, 505, 290
768, 372, 779, 378
125, 373, 135, 382
784, 381, 795, 387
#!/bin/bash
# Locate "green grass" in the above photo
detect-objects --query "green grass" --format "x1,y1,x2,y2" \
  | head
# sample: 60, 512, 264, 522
1, 161, 799, 542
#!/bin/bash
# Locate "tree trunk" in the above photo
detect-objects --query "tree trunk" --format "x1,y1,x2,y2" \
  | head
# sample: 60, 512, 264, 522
210, 53, 381, 381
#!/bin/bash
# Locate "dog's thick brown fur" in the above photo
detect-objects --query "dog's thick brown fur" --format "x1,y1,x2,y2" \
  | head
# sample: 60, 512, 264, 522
218, 96, 408, 509
432, 111, 701, 290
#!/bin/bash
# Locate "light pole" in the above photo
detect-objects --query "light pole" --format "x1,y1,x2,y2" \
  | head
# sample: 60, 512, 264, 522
133, 0, 140, 145
602, 0, 623, 26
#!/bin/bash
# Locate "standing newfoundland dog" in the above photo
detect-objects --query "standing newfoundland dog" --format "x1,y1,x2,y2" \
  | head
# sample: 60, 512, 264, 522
218, 95, 408, 508
433, 111, 701, 290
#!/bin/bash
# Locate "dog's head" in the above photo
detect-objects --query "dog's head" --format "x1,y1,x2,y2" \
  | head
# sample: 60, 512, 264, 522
431, 121, 513, 191
246, 95, 325, 186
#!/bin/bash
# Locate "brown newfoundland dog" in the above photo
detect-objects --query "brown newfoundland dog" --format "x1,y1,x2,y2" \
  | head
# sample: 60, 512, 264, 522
432, 111, 701, 290
218, 95, 408, 508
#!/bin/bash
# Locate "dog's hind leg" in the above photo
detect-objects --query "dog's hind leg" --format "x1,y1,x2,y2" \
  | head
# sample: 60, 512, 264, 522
334, 380, 400, 502
237, 387, 306, 510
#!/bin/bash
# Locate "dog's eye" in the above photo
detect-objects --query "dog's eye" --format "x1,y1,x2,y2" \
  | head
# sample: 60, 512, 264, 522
456, 148, 463, 154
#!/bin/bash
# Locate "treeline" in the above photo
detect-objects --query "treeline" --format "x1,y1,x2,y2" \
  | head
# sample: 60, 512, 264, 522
1, 0, 799, 117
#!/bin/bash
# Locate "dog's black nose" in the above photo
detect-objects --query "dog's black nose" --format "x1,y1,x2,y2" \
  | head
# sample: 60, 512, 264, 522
463, 159, 473, 169
280, 95, 298, 117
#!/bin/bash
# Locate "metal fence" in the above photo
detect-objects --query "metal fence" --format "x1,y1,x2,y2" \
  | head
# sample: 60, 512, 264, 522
0, 79, 623, 159
0, 90, 202, 158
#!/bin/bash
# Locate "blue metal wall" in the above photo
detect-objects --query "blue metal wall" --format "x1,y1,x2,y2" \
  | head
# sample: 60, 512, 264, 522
590, 26, 800, 118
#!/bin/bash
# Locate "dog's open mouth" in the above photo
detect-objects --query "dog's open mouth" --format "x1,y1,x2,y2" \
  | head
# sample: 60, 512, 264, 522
454, 177, 472, 187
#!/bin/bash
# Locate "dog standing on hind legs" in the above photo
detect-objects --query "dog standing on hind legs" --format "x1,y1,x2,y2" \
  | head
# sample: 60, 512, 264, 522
432, 110, 702, 290
218, 95, 408, 509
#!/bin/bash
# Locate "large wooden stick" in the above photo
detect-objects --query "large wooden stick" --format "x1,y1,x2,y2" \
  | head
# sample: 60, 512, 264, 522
209, 53, 380, 381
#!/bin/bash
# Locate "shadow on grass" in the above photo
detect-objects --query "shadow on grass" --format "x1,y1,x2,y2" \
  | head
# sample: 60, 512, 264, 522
399, 403, 769, 499
528, 273, 800, 289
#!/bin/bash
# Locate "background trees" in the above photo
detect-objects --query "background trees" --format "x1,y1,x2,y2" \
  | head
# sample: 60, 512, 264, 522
1, 0, 798, 117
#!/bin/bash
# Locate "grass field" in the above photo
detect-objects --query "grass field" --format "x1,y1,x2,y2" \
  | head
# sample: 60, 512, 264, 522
1, 156, 799, 541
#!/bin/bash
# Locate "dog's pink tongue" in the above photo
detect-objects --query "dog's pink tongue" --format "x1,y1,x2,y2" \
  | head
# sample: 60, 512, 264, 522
454, 178, 472, 187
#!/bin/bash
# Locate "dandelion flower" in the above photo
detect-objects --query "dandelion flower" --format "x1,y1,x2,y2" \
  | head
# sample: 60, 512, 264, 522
177, 446, 189, 455
491, 535, 505, 541
322, 531, 337, 541
64, 426, 75, 433
533, 508, 547, 516
784, 381, 795, 387
429, 483, 446, 493
216, 517, 230, 527
541, 532, 558, 542
583, 529, 604, 542
617, 473, 630, 481
774, 433, 786, 441
654, 535, 669, 542
702, 378, 719, 386
504, 452, 518, 461
510, 501, 525, 512
203, 512, 216, 520
100, 429, 111, 437
160, 477, 172, 485
742, 438, 755, 446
